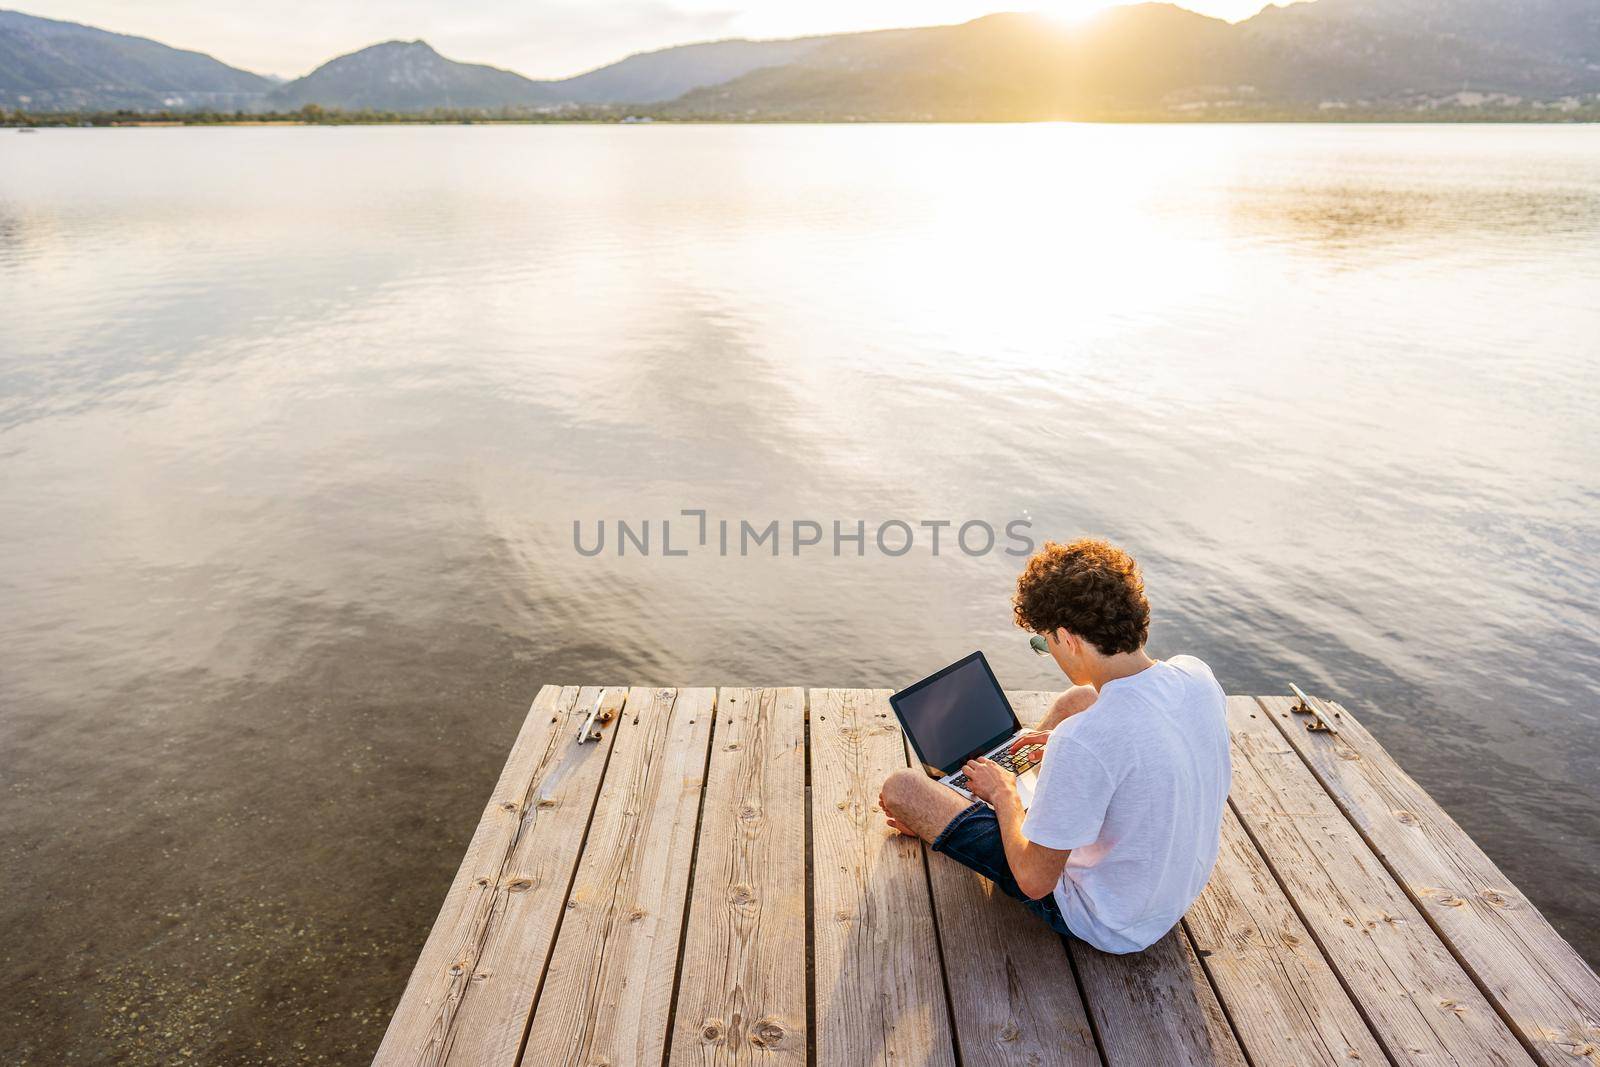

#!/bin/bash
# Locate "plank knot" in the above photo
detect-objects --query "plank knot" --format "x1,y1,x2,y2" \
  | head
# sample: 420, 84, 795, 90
750, 1019, 787, 1048
1393, 809, 1417, 825
739, 805, 759, 821
728, 884, 758, 908
507, 878, 533, 892
700, 1019, 725, 1045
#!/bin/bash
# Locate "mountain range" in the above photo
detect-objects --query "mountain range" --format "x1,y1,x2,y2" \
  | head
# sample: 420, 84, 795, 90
3, 1, 1598, 119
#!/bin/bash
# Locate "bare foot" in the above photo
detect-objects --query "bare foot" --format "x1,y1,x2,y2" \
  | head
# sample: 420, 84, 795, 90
878, 789, 917, 836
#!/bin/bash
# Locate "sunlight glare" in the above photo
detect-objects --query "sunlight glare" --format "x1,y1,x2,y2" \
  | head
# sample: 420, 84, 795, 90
1040, 0, 1121, 24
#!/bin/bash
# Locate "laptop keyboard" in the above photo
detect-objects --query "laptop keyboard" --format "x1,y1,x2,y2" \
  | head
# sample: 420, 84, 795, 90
946, 743, 1042, 791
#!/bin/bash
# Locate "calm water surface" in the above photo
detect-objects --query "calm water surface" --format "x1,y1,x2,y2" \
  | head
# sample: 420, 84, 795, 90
2, 124, 1598, 1063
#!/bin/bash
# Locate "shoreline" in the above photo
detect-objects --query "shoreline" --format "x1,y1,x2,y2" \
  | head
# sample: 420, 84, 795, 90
12, 116, 1600, 128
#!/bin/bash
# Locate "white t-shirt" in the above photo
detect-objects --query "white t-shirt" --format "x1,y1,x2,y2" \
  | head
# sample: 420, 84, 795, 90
1021, 655, 1230, 953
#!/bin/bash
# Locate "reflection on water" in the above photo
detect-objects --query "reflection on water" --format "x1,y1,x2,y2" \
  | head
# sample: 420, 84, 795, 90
2, 123, 1598, 1063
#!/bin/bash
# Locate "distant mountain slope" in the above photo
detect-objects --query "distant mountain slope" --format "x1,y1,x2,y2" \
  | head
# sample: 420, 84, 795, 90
0, 8, 270, 111
1242, 0, 1600, 98
1261, 0, 1600, 73
665, 1, 1600, 119
268, 35, 844, 110
269, 40, 557, 111
666, 9, 1263, 119
5, 0, 1600, 118
550, 36, 836, 104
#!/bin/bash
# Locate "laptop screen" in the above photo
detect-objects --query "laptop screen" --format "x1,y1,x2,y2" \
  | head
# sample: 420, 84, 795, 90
890, 652, 1020, 775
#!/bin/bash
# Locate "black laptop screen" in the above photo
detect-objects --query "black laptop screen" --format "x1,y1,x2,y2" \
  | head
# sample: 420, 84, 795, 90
891, 653, 1019, 775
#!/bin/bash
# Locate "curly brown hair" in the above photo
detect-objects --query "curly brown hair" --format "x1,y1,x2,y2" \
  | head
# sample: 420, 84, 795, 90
1013, 539, 1150, 655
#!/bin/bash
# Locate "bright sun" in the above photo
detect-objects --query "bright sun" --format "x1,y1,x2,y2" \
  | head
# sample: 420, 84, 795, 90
1039, 0, 1123, 25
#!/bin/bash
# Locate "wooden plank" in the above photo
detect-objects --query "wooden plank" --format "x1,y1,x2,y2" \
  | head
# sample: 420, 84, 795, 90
520, 686, 717, 1067
810, 688, 956, 1067
1259, 694, 1600, 1067
1008, 689, 1063, 728
1009, 689, 1245, 1066
925, 869, 1099, 1065
924, 689, 1098, 1067
1225, 696, 1535, 1066
1072, 928, 1248, 1066
669, 687, 807, 1067
373, 684, 624, 1067
1184, 806, 1389, 1066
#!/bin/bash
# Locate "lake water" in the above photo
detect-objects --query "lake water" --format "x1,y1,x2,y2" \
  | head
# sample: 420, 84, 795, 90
2, 123, 1597, 1063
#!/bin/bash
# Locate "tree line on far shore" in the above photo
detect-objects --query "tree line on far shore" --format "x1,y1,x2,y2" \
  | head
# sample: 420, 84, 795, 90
1, 104, 642, 126
6, 102, 1600, 127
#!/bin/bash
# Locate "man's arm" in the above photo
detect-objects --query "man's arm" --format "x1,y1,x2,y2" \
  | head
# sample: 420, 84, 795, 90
962, 758, 1070, 900
1008, 684, 1101, 766
1036, 684, 1099, 732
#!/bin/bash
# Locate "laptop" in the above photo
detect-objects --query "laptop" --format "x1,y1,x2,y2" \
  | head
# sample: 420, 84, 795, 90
889, 651, 1044, 809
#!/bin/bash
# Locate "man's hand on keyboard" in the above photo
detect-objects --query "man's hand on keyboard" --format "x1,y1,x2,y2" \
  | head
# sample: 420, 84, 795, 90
959, 756, 1016, 806
1009, 730, 1050, 766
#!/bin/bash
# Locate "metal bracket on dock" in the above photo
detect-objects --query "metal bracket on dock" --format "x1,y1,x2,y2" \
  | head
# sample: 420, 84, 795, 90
1288, 683, 1337, 734
575, 688, 614, 744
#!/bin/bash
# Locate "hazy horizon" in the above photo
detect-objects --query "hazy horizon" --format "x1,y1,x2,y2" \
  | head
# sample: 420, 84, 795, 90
10, 0, 1313, 81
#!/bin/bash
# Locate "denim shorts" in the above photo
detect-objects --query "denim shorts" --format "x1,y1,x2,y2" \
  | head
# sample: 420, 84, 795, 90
931, 800, 1075, 937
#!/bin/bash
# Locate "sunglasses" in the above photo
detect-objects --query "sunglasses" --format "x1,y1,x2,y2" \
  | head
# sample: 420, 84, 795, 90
1029, 634, 1050, 656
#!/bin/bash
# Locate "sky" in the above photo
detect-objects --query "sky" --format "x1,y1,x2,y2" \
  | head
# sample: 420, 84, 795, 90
20, 0, 1311, 80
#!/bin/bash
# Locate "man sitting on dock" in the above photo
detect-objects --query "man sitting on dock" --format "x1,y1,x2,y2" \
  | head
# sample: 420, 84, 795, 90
879, 538, 1231, 953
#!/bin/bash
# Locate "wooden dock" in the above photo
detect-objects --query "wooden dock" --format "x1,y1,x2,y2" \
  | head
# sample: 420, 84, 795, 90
373, 686, 1600, 1067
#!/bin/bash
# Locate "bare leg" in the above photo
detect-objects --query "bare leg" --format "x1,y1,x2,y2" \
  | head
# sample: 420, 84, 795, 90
878, 768, 971, 842
1039, 684, 1098, 731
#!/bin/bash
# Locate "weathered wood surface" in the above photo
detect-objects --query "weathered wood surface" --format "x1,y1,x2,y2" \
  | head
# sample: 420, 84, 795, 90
374, 685, 1600, 1067
522, 686, 715, 1067
669, 687, 808, 1067
1184, 806, 1389, 1067
928, 690, 1099, 1067
1258, 694, 1600, 1067
1226, 695, 1535, 1066
809, 687, 956, 1067
1073, 927, 1249, 1067
373, 684, 622, 1067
